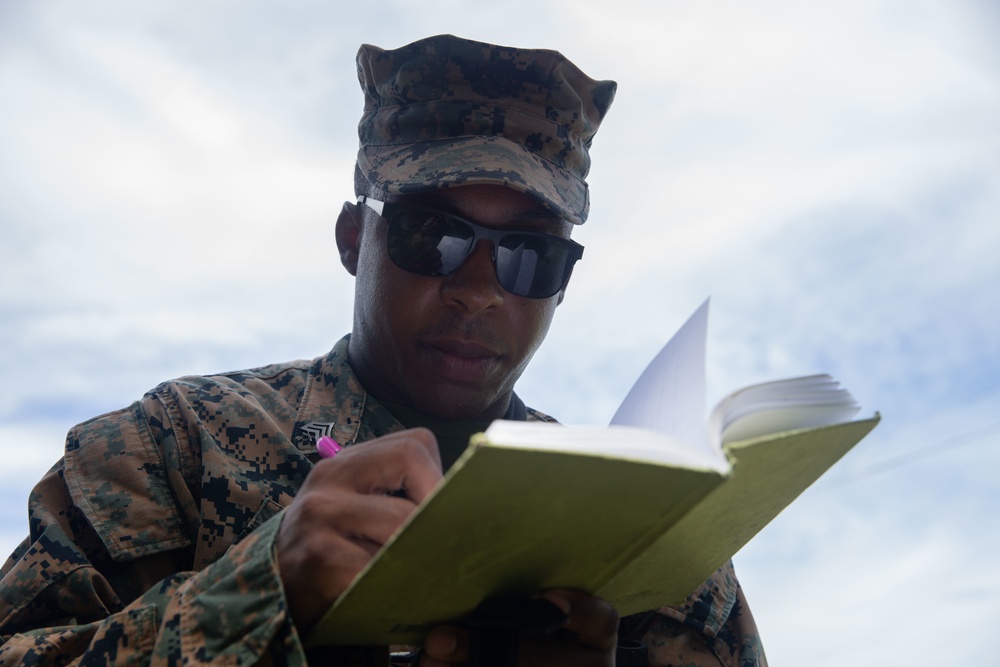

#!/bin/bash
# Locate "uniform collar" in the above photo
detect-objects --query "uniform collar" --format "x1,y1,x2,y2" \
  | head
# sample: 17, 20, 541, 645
291, 335, 403, 454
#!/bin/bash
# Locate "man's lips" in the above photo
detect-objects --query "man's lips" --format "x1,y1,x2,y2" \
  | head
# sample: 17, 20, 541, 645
419, 338, 503, 383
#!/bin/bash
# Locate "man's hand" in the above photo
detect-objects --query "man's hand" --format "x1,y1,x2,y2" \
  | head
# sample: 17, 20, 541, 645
277, 428, 443, 632
421, 589, 619, 667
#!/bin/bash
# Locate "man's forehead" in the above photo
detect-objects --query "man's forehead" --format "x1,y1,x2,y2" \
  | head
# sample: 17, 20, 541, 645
393, 186, 573, 236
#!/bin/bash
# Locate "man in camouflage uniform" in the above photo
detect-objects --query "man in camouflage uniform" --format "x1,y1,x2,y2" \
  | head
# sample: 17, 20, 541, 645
0, 35, 766, 666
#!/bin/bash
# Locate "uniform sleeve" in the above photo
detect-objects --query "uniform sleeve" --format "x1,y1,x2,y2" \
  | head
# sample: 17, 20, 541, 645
621, 561, 768, 667
0, 400, 308, 666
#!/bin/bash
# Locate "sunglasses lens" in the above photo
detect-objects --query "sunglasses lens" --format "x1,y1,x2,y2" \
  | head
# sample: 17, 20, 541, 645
384, 205, 577, 299
386, 209, 474, 276
496, 235, 572, 298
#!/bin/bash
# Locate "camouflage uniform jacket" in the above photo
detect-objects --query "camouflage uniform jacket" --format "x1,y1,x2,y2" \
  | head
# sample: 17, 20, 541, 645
0, 336, 766, 666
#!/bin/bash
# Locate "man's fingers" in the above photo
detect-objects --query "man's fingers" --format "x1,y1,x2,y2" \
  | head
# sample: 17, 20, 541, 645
314, 427, 443, 502
541, 589, 619, 651
418, 592, 617, 667
287, 488, 416, 547
277, 428, 444, 632
421, 625, 471, 666
516, 591, 618, 667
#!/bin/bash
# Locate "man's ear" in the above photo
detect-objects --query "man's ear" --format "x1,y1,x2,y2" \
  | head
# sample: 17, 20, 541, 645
335, 202, 362, 276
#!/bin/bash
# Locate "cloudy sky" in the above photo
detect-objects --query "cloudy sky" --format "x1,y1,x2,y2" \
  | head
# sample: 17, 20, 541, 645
1, 1, 998, 664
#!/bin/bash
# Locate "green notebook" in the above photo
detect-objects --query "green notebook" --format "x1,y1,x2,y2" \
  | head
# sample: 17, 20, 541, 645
306, 302, 879, 646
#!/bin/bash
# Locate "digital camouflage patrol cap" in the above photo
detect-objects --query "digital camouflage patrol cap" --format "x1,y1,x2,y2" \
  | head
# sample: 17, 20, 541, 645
355, 34, 617, 225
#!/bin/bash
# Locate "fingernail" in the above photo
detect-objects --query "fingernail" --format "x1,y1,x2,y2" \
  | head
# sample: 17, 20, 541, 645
425, 627, 458, 656
316, 436, 343, 459
541, 591, 572, 616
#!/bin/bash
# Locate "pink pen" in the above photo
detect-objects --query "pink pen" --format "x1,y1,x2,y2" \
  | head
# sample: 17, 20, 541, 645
316, 435, 343, 459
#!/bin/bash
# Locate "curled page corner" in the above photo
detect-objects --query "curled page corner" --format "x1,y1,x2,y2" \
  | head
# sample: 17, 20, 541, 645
610, 299, 711, 455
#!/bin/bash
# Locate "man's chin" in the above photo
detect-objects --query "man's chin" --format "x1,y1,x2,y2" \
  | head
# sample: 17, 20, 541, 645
412, 387, 511, 422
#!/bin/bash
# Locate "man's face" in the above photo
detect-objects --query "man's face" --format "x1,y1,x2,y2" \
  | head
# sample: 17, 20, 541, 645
343, 184, 574, 421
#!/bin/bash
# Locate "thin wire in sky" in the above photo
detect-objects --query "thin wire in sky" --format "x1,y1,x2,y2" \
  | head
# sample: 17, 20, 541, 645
817, 420, 1000, 493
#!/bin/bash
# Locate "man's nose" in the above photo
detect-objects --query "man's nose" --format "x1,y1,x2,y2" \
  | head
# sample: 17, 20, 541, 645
440, 240, 505, 312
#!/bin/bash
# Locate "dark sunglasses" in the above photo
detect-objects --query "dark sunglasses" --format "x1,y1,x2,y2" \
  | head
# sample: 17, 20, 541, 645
358, 196, 583, 299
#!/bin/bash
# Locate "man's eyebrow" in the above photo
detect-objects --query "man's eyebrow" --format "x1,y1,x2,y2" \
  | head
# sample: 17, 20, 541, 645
408, 193, 566, 227
511, 205, 563, 224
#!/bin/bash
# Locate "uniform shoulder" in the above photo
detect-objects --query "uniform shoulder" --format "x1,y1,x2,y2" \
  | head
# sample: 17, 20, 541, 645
526, 407, 559, 424
155, 358, 313, 392
143, 357, 318, 421
209, 358, 314, 384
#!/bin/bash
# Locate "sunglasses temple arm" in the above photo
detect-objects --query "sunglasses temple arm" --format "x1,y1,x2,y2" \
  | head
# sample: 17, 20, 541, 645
357, 195, 385, 217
